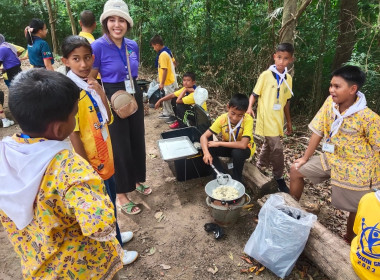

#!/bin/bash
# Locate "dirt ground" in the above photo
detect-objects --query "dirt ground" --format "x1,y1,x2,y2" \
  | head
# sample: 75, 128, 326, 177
0, 69, 336, 280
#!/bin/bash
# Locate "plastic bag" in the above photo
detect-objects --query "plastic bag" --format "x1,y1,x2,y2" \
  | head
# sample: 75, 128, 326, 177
244, 194, 317, 278
193, 86, 208, 106
147, 80, 159, 98
149, 88, 165, 105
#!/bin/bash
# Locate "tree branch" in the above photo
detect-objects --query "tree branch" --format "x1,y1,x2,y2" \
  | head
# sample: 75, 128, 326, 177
279, 0, 313, 36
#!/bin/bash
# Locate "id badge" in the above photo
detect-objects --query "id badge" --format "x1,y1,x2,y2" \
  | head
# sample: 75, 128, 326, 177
124, 79, 135, 94
273, 103, 281, 111
322, 142, 335, 153
227, 162, 234, 169
101, 126, 108, 141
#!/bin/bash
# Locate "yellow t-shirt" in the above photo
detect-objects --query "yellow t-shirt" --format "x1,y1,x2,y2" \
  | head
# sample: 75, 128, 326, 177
253, 70, 292, 136
0, 135, 123, 280
209, 113, 256, 157
350, 191, 380, 280
158, 51, 175, 85
78, 31, 95, 44
173, 87, 208, 111
74, 90, 114, 180
310, 95, 380, 191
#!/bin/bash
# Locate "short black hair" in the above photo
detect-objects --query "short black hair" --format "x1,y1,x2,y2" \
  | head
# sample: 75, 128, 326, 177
228, 93, 249, 111
80, 10, 96, 28
183, 72, 196, 81
276, 43, 294, 55
9, 69, 80, 134
150, 35, 164, 46
332, 65, 366, 90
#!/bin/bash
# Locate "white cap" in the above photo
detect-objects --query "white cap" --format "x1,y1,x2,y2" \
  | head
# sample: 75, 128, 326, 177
100, 0, 133, 28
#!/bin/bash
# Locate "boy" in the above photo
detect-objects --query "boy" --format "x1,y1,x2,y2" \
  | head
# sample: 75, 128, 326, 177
290, 65, 380, 243
350, 189, 380, 280
0, 69, 123, 279
150, 34, 177, 124
200, 94, 255, 183
154, 72, 207, 129
78, 10, 97, 43
247, 43, 294, 192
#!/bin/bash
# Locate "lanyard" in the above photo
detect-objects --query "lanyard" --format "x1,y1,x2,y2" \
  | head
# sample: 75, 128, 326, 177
326, 115, 338, 143
86, 91, 103, 126
114, 42, 129, 79
275, 74, 283, 100
227, 117, 243, 142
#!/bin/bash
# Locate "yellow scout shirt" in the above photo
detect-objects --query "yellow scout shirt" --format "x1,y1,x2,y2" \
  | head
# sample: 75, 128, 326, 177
173, 87, 208, 111
158, 51, 175, 85
309, 96, 380, 190
78, 31, 95, 44
350, 191, 380, 280
253, 70, 292, 136
0, 135, 123, 280
209, 113, 256, 157
74, 89, 114, 180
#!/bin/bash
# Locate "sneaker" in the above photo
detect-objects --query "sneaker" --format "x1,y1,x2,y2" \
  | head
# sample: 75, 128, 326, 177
121, 231, 133, 244
276, 178, 290, 193
122, 249, 138, 265
2, 119, 14, 128
169, 120, 179, 129
158, 114, 170, 119
165, 116, 177, 124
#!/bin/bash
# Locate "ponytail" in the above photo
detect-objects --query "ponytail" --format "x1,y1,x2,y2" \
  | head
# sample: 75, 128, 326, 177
25, 18, 45, 45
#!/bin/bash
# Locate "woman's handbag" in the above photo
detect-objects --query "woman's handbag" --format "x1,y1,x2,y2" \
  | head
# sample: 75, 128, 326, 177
110, 44, 138, 118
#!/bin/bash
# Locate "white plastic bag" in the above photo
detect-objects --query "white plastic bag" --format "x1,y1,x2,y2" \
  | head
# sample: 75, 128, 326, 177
193, 86, 208, 106
244, 194, 317, 278
147, 80, 159, 98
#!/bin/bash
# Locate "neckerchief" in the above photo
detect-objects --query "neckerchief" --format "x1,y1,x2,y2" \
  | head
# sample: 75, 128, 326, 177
268, 64, 294, 96
228, 116, 243, 142
155, 46, 173, 68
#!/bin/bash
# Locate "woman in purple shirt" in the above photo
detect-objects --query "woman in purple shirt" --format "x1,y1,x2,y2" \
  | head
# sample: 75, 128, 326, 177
0, 34, 22, 84
91, 0, 151, 215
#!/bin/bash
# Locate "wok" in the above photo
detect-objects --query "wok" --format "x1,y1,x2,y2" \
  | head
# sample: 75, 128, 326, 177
205, 176, 246, 205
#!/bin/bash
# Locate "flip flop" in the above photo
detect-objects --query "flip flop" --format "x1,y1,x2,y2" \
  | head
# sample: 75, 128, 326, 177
120, 201, 141, 215
136, 184, 152, 195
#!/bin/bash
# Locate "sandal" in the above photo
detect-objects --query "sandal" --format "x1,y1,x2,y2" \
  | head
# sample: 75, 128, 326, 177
136, 184, 152, 195
120, 201, 141, 215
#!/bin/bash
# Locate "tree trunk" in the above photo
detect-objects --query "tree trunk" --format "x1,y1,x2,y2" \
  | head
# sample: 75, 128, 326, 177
331, 0, 358, 71
258, 193, 359, 280
205, 0, 212, 65
279, 0, 297, 44
64, 0, 77, 35
268, 0, 275, 50
45, 0, 58, 55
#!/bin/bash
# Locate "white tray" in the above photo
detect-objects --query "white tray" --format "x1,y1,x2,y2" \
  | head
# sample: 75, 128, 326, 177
158, 136, 198, 161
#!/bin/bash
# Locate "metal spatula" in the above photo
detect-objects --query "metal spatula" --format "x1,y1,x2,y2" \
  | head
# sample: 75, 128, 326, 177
210, 164, 231, 185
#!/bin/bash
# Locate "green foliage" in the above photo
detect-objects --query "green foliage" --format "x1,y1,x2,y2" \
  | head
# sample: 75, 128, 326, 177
0, 0, 378, 114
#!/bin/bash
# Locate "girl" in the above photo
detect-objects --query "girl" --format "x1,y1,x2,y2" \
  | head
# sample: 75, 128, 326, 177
25, 18, 54, 70
90, 0, 151, 215
62, 35, 138, 266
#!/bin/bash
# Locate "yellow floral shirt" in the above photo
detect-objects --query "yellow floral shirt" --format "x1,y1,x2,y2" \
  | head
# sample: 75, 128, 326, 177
309, 96, 380, 191
0, 135, 123, 280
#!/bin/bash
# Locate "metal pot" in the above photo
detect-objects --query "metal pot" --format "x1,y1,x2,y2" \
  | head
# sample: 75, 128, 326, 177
205, 176, 246, 205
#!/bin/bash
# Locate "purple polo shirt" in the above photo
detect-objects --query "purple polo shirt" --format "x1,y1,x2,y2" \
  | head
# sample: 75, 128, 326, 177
92, 35, 139, 83
0, 46, 20, 70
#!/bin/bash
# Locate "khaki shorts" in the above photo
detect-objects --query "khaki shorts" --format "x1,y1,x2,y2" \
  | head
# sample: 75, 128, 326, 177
298, 156, 369, 212
298, 156, 331, 184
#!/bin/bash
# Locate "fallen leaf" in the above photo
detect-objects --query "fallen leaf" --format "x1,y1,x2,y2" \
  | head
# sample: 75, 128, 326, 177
240, 268, 249, 273
307, 274, 314, 280
160, 272, 165, 276
243, 204, 254, 209
158, 214, 165, 223
207, 265, 218, 274
248, 266, 257, 273
228, 252, 234, 260
147, 247, 156, 256
160, 264, 171, 270
154, 212, 163, 219
240, 256, 253, 264
255, 266, 265, 275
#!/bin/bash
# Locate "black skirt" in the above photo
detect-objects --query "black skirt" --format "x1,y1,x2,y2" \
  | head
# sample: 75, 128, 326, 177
103, 80, 146, 193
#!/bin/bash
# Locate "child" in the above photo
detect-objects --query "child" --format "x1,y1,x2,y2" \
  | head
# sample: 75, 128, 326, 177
0, 34, 22, 85
154, 72, 207, 129
150, 34, 177, 124
290, 65, 380, 243
200, 93, 255, 183
247, 43, 294, 192
0, 69, 122, 279
62, 35, 138, 265
78, 10, 97, 43
0, 90, 14, 127
350, 189, 380, 280
25, 18, 54, 70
